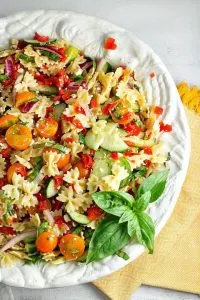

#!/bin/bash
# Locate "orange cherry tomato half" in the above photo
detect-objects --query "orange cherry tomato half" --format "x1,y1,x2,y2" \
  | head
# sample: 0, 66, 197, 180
36, 117, 58, 138
43, 147, 71, 170
6, 124, 32, 150
110, 99, 134, 125
73, 161, 90, 179
0, 114, 18, 129
7, 163, 27, 183
15, 91, 36, 108
36, 231, 58, 253
59, 234, 85, 261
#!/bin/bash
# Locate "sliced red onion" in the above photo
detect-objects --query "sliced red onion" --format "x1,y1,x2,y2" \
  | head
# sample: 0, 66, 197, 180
79, 61, 93, 70
5, 56, 14, 77
19, 101, 38, 113
35, 46, 63, 58
12, 73, 23, 104
43, 209, 55, 227
0, 230, 36, 252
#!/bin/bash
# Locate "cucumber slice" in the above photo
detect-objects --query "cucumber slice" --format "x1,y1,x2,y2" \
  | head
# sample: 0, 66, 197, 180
94, 149, 109, 159
101, 135, 129, 152
24, 39, 57, 46
85, 130, 104, 150
45, 179, 57, 198
31, 85, 58, 95
53, 103, 66, 121
69, 212, 90, 225
92, 158, 112, 178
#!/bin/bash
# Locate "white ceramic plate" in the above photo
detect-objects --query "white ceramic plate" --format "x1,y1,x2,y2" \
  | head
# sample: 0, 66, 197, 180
0, 10, 190, 288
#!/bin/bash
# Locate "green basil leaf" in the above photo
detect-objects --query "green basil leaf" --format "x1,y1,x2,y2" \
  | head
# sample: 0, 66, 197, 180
92, 191, 134, 217
119, 158, 132, 188
137, 212, 155, 254
127, 212, 140, 237
87, 216, 130, 263
138, 169, 169, 203
116, 250, 130, 260
119, 209, 134, 223
133, 167, 148, 178
134, 191, 151, 211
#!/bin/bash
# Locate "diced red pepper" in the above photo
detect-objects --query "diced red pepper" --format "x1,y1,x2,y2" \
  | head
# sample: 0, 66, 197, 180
150, 72, 155, 78
154, 106, 163, 115
74, 105, 86, 115
144, 159, 151, 167
124, 150, 134, 156
38, 201, 49, 212
81, 154, 93, 169
124, 122, 142, 136
104, 37, 117, 50
54, 216, 65, 227
90, 149, 95, 156
54, 175, 64, 189
65, 137, 73, 143
117, 112, 133, 124
143, 147, 152, 155
125, 140, 134, 147
0, 226, 14, 235
62, 115, 74, 122
86, 204, 104, 221
73, 119, 84, 129
34, 32, 49, 42
0, 176, 8, 188
90, 98, 98, 108
45, 106, 54, 118
102, 102, 118, 115
159, 122, 172, 132
52, 200, 63, 211
110, 152, 119, 160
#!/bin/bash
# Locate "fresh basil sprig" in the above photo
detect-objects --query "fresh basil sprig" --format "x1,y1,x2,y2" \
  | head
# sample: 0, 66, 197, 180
87, 170, 169, 263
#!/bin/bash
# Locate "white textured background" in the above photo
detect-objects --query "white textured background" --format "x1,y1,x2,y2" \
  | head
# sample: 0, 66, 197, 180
0, 0, 199, 299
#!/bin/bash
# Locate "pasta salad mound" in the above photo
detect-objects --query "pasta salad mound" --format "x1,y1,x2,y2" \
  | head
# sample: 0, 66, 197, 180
0, 33, 172, 266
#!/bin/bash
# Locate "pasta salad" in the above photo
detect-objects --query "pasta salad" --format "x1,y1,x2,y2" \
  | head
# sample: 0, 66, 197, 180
0, 33, 172, 266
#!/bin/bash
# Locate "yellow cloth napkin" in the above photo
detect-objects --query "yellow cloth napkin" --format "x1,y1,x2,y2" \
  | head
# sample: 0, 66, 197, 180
93, 109, 200, 300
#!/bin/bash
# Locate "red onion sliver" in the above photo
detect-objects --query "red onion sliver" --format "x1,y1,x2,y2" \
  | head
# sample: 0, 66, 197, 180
79, 61, 93, 70
35, 46, 63, 58
0, 230, 36, 252
5, 56, 14, 77
43, 209, 55, 227
19, 101, 37, 113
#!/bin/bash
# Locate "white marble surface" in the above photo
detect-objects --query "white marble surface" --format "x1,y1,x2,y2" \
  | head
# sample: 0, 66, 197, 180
0, 0, 199, 299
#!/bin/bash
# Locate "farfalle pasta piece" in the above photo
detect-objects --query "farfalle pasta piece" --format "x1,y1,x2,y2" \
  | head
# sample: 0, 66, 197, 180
15, 71, 38, 92
63, 168, 86, 194
42, 151, 61, 176
33, 95, 53, 118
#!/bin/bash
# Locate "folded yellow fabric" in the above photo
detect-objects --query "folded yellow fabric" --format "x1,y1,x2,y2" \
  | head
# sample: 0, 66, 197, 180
93, 109, 200, 300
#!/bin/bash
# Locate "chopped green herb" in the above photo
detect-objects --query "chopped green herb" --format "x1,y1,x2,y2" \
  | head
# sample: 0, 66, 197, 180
37, 221, 49, 236
116, 250, 130, 260
40, 50, 59, 62
134, 84, 140, 92
73, 75, 83, 81
79, 133, 85, 144
0, 74, 9, 82
16, 52, 35, 63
